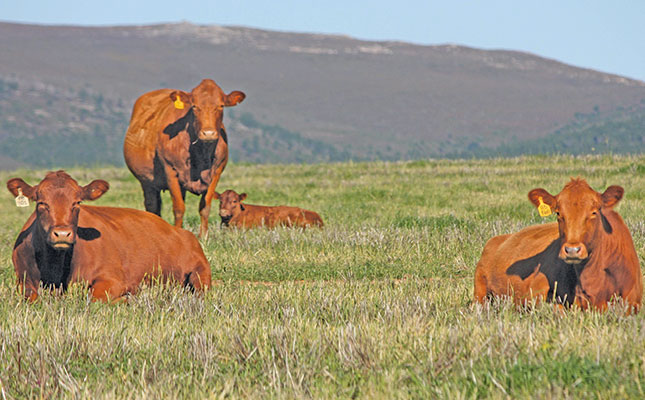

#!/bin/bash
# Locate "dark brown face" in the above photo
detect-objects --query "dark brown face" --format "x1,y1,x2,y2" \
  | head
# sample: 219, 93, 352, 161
529, 180, 623, 264
214, 190, 247, 221
7, 171, 109, 250
181, 79, 246, 143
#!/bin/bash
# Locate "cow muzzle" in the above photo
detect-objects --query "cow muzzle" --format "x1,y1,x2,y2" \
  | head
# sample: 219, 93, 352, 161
48, 226, 76, 249
559, 243, 588, 264
199, 130, 219, 142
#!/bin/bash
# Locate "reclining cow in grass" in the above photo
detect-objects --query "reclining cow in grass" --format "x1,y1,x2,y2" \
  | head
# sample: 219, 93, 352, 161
474, 178, 642, 312
7, 171, 211, 302
124, 79, 245, 238
215, 189, 324, 229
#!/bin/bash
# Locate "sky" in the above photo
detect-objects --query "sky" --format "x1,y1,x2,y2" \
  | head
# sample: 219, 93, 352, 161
2, 1, 644, 81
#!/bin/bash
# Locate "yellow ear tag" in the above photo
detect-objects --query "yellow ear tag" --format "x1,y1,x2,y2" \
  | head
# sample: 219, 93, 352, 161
174, 97, 184, 110
15, 188, 29, 208
537, 196, 552, 217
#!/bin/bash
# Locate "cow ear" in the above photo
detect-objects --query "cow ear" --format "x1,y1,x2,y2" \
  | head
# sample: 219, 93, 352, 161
239, 193, 247, 202
81, 180, 109, 201
7, 178, 37, 200
528, 188, 556, 209
601, 185, 623, 208
225, 91, 246, 107
214, 191, 220, 200
170, 91, 192, 111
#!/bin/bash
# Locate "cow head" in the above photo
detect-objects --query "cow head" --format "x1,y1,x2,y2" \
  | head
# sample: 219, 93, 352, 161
7, 171, 109, 250
171, 79, 245, 143
214, 190, 247, 224
528, 179, 623, 264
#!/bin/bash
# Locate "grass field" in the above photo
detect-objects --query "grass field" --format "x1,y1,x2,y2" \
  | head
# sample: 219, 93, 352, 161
1, 155, 645, 399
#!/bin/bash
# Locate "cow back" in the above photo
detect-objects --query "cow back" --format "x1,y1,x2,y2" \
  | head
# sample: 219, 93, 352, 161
69, 205, 210, 292
123, 89, 175, 181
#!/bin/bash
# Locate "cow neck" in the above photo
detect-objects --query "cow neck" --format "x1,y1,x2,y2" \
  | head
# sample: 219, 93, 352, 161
220, 215, 232, 226
32, 219, 74, 290
576, 209, 628, 286
163, 109, 193, 140
186, 113, 200, 145
578, 210, 631, 306
226, 205, 247, 224
188, 139, 217, 183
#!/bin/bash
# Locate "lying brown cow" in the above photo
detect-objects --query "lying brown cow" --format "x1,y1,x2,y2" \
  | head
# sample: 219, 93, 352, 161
123, 79, 245, 238
7, 171, 211, 302
474, 178, 642, 311
215, 190, 324, 229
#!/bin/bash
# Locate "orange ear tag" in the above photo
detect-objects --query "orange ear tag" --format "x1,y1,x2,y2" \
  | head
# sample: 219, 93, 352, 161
15, 188, 29, 207
537, 196, 552, 217
174, 97, 185, 110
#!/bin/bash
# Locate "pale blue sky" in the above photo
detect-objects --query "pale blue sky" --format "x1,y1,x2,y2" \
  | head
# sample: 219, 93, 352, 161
2, 1, 644, 81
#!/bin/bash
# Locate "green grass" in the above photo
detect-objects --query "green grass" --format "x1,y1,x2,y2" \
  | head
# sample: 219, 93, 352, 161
1, 155, 645, 399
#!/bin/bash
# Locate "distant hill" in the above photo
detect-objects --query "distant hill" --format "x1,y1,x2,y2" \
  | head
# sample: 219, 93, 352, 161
0, 21, 644, 167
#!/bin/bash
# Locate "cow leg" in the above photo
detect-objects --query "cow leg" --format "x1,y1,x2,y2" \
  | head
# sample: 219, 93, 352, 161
142, 184, 162, 216
517, 272, 550, 307
198, 195, 210, 238
90, 279, 127, 303
17, 275, 40, 302
164, 165, 186, 228
473, 265, 488, 303
198, 156, 228, 239
187, 263, 212, 292
623, 287, 642, 314
14, 249, 41, 302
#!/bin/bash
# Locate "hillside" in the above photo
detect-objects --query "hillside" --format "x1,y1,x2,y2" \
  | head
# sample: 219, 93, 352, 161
0, 21, 644, 167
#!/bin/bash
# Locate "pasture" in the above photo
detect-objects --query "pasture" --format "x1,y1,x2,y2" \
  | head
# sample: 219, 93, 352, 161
1, 155, 645, 399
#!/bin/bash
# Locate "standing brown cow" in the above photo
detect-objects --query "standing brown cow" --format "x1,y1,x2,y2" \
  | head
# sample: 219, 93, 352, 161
124, 79, 245, 238
474, 179, 642, 312
7, 171, 211, 302
216, 189, 324, 229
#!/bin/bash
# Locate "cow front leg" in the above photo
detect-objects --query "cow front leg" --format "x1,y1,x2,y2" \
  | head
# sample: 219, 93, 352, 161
164, 165, 186, 228
17, 276, 40, 302
90, 279, 127, 303
142, 183, 162, 216
13, 249, 41, 302
199, 157, 228, 238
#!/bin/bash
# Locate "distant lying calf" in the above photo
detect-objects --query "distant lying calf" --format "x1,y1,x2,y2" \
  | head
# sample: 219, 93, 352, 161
7, 171, 211, 302
215, 189, 324, 229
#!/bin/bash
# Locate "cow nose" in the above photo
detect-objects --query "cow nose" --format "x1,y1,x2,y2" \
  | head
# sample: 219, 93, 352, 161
564, 246, 582, 257
50, 228, 75, 246
53, 229, 73, 239
202, 130, 216, 138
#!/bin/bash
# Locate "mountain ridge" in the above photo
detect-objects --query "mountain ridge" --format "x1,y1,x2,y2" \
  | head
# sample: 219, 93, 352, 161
0, 21, 643, 167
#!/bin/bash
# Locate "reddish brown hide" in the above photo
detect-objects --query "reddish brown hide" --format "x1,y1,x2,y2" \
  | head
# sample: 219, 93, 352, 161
474, 179, 642, 312
7, 171, 211, 302
123, 79, 245, 238
215, 190, 324, 229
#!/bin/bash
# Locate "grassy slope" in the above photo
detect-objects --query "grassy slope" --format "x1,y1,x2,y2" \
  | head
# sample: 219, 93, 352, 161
1, 155, 645, 398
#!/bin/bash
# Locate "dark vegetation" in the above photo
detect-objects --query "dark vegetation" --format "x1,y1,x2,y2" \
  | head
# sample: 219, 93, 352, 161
2, 75, 644, 168
0, 77, 352, 167
450, 104, 645, 158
